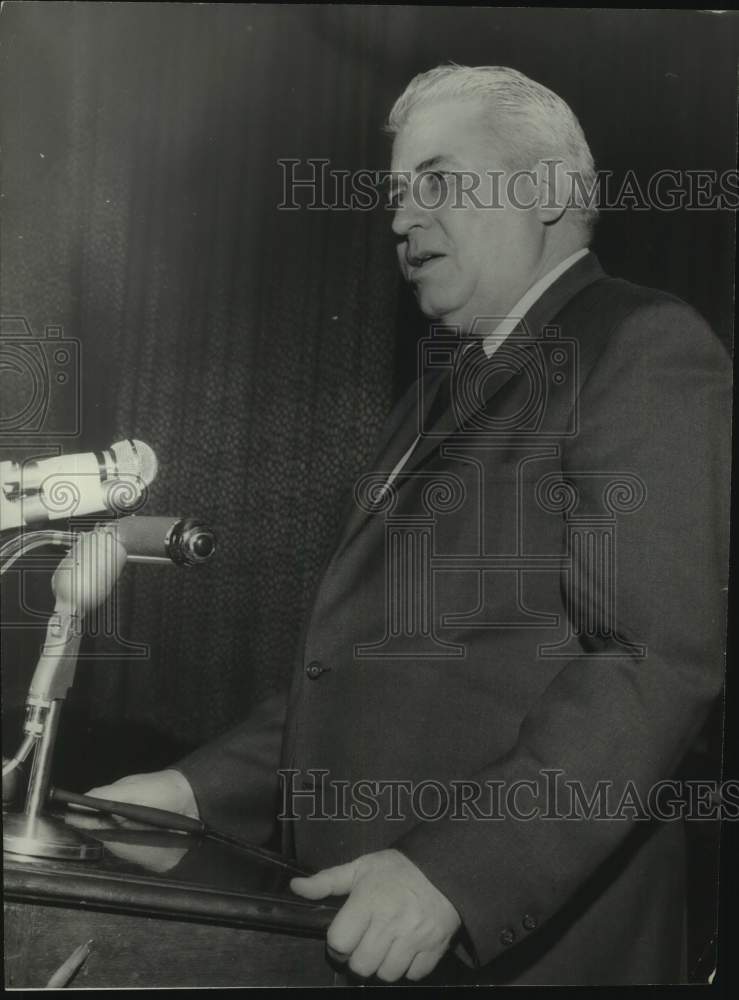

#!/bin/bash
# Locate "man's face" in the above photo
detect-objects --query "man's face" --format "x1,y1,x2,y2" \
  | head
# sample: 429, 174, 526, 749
390, 99, 545, 332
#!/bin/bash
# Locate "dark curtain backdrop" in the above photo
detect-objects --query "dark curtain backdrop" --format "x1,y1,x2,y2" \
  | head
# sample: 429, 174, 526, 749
1, 5, 735, 784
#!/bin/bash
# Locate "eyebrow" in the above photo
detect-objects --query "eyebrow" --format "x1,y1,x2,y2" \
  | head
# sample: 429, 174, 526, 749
386, 155, 464, 197
415, 154, 463, 173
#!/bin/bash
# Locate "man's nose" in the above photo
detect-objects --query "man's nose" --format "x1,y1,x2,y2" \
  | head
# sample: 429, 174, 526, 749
391, 195, 432, 237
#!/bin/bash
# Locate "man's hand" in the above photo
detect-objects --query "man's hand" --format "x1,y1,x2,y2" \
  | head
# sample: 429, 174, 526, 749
66, 769, 199, 829
290, 848, 461, 982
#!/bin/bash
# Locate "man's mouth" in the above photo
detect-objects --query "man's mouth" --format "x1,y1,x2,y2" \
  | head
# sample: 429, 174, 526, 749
406, 251, 446, 274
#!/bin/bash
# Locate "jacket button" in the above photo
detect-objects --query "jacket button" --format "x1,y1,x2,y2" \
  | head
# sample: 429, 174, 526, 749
500, 928, 516, 947
522, 914, 537, 931
305, 660, 328, 679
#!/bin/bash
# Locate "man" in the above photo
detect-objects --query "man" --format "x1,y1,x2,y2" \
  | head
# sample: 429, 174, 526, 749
83, 66, 730, 984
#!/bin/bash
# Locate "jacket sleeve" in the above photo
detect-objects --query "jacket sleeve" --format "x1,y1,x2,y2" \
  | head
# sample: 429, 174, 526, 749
392, 299, 731, 967
174, 689, 288, 844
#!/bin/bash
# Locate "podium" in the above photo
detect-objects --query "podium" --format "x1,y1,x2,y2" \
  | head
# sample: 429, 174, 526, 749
3, 815, 340, 988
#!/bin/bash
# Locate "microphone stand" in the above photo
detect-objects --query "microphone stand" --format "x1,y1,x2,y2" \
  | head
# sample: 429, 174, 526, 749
3, 528, 126, 860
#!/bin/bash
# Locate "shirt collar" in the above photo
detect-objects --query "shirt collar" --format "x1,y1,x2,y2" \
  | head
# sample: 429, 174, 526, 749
482, 247, 590, 358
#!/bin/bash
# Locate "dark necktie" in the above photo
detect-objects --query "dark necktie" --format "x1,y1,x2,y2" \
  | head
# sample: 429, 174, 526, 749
426, 337, 488, 433
380, 339, 489, 493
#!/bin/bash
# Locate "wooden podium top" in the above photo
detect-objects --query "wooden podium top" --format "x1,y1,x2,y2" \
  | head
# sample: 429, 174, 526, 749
4, 813, 339, 936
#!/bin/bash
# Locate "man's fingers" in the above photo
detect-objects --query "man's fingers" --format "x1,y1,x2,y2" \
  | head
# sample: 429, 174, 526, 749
290, 860, 357, 899
291, 850, 458, 983
87, 784, 117, 798
375, 936, 418, 983
65, 784, 153, 830
65, 788, 127, 828
63, 808, 107, 831
325, 895, 372, 957
326, 943, 349, 964
64, 800, 99, 814
65, 785, 122, 811
405, 948, 444, 982
346, 917, 394, 979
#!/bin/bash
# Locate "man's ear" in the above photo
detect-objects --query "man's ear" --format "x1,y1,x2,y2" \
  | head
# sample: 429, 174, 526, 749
534, 159, 570, 224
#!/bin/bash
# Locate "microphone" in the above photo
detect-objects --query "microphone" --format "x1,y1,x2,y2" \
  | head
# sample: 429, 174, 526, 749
19, 517, 214, 703
106, 515, 216, 566
1, 505, 214, 866
0, 440, 158, 530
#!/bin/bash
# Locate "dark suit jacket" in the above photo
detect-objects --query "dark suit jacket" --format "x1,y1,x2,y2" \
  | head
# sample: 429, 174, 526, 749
178, 253, 731, 984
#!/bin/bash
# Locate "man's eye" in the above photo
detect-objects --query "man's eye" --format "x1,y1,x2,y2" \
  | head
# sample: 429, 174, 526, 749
387, 173, 454, 210
418, 171, 451, 205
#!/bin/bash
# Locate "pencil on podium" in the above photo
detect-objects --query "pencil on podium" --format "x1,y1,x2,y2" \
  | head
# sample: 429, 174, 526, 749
45, 939, 93, 988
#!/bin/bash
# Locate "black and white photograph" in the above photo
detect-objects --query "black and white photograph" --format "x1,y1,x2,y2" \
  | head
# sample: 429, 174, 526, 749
1, 3, 736, 988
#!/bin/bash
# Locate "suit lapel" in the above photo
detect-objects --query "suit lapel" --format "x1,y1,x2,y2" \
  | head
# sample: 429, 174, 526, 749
336, 251, 606, 552
333, 365, 447, 553
401, 251, 606, 477
368, 366, 446, 475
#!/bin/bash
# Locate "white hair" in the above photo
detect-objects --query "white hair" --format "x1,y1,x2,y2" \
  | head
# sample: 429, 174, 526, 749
386, 64, 599, 238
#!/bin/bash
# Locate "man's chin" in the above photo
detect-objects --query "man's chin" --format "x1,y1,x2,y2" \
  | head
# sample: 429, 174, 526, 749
417, 297, 472, 332
415, 290, 460, 322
